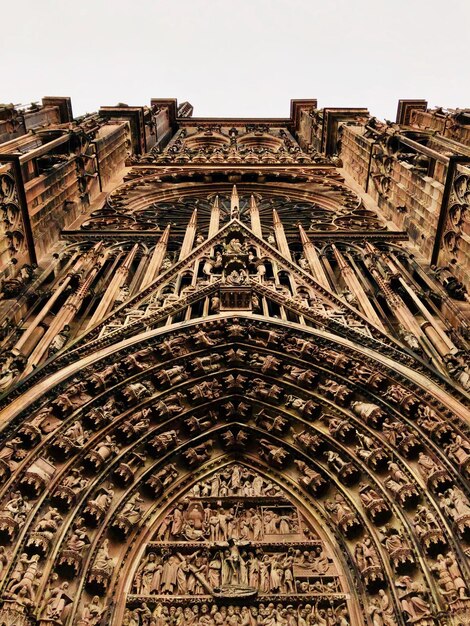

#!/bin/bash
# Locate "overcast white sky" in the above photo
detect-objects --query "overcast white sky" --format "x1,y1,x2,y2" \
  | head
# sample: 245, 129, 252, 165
2, 0, 469, 121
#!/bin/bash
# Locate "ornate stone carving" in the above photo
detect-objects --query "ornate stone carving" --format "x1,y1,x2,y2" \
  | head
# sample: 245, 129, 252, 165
0, 492, 31, 543
26, 506, 63, 557
385, 462, 420, 508
324, 494, 361, 538
324, 450, 360, 485
395, 576, 434, 625
413, 505, 447, 556
87, 539, 114, 595
380, 525, 415, 573
354, 537, 384, 591
83, 486, 115, 527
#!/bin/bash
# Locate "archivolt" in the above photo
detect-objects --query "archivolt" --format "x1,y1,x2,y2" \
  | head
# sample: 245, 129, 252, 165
0, 316, 469, 624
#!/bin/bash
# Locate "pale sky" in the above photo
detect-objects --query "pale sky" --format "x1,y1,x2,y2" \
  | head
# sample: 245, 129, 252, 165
3, 0, 469, 121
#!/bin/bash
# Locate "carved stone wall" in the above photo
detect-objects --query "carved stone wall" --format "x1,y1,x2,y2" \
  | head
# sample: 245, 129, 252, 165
0, 96, 468, 626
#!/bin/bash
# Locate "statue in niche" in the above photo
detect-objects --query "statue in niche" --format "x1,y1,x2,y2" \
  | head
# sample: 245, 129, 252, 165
156, 364, 188, 386
122, 380, 152, 404
295, 460, 327, 495
92, 539, 114, 576
285, 395, 319, 419
441, 487, 470, 522
7, 553, 41, 600
431, 553, 468, 601
355, 432, 389, 471
259, 439, 289, 467
411, 505, 447, 555
77, 596, 104, 626
417, 453, 450, 491
225, 237, 245, 255
225, 268, 248, 285
0, 437, 24, 474
54, 468, 88, 506
368, 592, 397, 626
284, 366, 318, 386
445, 435, 470, 475
90, 362, 121, 391
27, 506, 63, 554
20, 407, 59, 444
149, 429, 179, 453
85, 486, 114, 515
318, 379, 352, 405
38, 579, 71, 623
255, 410, 288, 434
221, 429, 249, 450
324, 415, 356, 443
189, 380, 222, 401
192, 326, 222, 348
384, 385, 418, 415
146, 464, 178, 498
395, 576, 433, 623
248, 378, 283, 402
416, 405, 451, 442
0, 491, 31, 527
87, 435, 119, 467
385, 462, 419, 505
54, 381, 91, 414
349, 363, 386, 389
153, 393, 185, 419
249, 353, 281, 374
354, 537, 381, 571
325, 494, 361, 536
184, 440, 214, 466
191, 353, 223, 374
350, 401, 385, 428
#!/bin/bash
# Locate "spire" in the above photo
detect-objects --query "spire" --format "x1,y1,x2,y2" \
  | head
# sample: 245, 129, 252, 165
230, 185, 240, 219
272, 209, 292, 260
86, 244, 139, 331
140, 224, 171, 290
250, 194, 263, 238
332, 244, 385, 330
179, 209, 198, 260
298, 225, 330, 289
209, 195, 220, 237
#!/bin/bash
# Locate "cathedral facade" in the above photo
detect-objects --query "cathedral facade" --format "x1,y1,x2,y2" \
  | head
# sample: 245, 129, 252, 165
0, 96, 469, 626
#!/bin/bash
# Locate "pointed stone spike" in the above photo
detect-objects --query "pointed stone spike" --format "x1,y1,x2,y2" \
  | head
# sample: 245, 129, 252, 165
298, 225, 330, 289
231, 185, 239, 219
333, 244, 385, 330
180, 209, 198, 260
209, 195, 220, 237
141, 224, 171, 289
250, 194, 263, 237
272, 209, 291, 260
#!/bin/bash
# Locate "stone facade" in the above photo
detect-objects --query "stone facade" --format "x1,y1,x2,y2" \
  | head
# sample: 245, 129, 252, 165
0, 97, 468, 626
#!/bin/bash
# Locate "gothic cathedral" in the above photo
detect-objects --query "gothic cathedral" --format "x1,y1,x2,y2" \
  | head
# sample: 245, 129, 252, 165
0, 97, 469, 626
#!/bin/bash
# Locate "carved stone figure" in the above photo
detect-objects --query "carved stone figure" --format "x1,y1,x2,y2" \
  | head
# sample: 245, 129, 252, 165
78, 595, 104, 626
184, 441, 214, 466
259, 439, 289, 467
351, 401, 386, 428
27, 506, 63, 555
432, 553, 468, 600
395, 576, 433, 623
